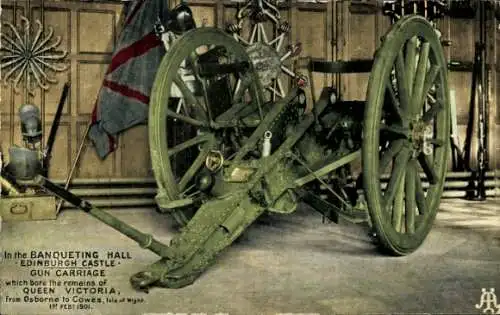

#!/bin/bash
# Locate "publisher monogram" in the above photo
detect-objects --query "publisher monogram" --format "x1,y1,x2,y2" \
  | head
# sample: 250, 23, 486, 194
476, 288, 500, 314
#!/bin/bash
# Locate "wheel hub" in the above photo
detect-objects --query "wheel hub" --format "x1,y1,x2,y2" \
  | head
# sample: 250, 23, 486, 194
246, 42, 281, 88
409, 120, 433, 156
205, 150, 224, 172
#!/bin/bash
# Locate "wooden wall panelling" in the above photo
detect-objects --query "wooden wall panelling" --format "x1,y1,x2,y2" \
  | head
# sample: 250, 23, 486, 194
448, 17, 478, 169
120, 125, 152, 178
296, 4, 329, 100
44, 123, 71, 179
77, 10, 116, 54
340, 7, 390, 101
74, 3, 118, 179
488, 11, 498, 170
335, 0, 346, 93
327, 0, 338, 93
74, 2, 125, 178
76, 61, 108, 116
70, 3, 83, 181
493, 59, 498, 181
0, 121, 9, 161
76, 121, 116, 178
342, 11, 376, 101
342, 14, 377, 100
186, 1, 217, 27
486, 10, 497, 170
31, 5, 72, 179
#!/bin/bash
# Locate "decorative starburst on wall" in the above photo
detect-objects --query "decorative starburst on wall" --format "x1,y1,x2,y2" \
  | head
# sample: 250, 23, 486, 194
227, 0, 307, 99
1, 16, 69, 95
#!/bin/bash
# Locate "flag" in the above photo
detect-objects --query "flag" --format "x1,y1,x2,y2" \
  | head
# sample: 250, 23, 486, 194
88, 0, 169, 159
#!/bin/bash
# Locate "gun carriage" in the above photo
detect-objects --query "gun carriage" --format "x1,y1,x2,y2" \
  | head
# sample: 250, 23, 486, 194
32, 0, 486, 292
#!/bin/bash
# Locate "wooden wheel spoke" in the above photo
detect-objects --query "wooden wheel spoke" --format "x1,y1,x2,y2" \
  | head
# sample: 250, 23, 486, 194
418, 65, 440, 115
380, 139, 405, 173
405, 36, 419, 97
405, 160, 417, 233
410, 42, 430, 115
392, 170, 405, 232
234, 74, 252, 102
417, 153, 437, 185
178, 147, 210, 191
215, 102, 246, 123
395, 51, 410, 114
381, 123, 409, 138
385, 81, 404, 121
415, 173, 427, 215
422, 101, 443, 123
166, 108, 209, 127
383, 147, 411, 209
168, 133, 212, 157
174, 75, 208, 118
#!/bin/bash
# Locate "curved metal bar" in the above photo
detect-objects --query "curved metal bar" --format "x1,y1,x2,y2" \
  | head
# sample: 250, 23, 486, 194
30, 20, 44, 52
0, 28, 25, 53
29, 62, 50, 90
33, 35, 64, 56
1, 56, 24, 68
3, 59, 26, 85
33, 56, 69, 71
32, 25, 54, 53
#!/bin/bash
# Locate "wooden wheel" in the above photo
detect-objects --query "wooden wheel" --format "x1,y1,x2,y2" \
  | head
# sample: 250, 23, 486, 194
149, 28, 264, 227
363, 15, 450, 255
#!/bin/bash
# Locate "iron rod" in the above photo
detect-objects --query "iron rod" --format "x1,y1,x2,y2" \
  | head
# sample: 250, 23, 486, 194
65, 187, 156, 196
55, 122, 91, 214
52, 177, 156, 185
294, 150, 361, 187
61, 198, 156, 209
34, 175, 173, 258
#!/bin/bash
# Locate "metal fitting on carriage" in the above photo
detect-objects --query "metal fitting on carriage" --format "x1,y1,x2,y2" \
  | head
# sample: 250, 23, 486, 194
328, 89, 338, 105
262, 131, 273, 157
205, 150, 224, 172
296, 89, 307, 114
423, 125, 433, 156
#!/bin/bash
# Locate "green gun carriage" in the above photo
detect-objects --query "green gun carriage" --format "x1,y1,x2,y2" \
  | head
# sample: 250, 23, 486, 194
37, 0, 481, 292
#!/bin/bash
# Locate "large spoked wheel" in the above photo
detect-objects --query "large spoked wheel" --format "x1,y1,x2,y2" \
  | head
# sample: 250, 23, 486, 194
149, 28, 264, 227
363, 15, 450, 255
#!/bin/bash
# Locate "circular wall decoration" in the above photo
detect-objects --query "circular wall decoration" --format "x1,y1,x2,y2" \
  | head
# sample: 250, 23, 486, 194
1, 16, 69, 95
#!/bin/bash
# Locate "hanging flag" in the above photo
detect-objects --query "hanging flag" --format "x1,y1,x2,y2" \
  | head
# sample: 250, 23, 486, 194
88, 0, 169, 159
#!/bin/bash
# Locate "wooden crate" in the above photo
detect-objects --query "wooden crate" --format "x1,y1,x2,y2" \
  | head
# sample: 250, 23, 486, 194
0, 195, 57, 221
